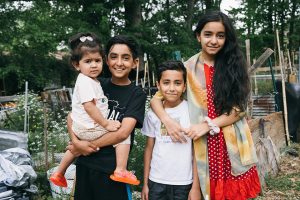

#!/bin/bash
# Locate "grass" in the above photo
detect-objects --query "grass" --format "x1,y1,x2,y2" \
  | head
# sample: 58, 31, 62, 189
256, 143, 300, 199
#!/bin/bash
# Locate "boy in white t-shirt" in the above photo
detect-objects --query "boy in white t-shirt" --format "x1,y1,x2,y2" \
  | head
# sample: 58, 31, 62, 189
141, 61, 201, 200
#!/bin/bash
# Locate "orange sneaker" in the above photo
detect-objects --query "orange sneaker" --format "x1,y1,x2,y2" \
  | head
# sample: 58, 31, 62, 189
110, 170, 140, 185
49, 172, 67, 187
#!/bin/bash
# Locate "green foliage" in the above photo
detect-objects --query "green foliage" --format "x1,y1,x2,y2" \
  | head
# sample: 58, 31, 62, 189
0, 92, 70, 154
1, 0, 298, 95
128, 96, 150, 192
128, 128, 147, 192
252, 79, 274, 95
229, 0, 300, 59
265, 172, 300, 192
32, 171, 54, 200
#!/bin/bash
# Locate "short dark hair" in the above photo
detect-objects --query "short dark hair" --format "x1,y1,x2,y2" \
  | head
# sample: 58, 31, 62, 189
105, 35, 140, 59
68, 32, 104, 63
157, 61, 186, 83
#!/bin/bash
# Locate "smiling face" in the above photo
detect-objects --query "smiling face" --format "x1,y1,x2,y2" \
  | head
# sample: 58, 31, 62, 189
106, 44, 139, 85
73, 51, 103, 80
197, 21, 226, 60
157, 70, 186, 108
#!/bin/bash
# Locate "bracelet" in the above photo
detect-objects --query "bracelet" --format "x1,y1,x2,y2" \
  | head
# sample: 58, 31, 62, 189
204, 116, 220, 136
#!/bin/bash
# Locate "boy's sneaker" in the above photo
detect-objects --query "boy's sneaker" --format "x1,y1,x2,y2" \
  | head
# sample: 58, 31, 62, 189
110, 170, 140, 185
49, 172, 67, 187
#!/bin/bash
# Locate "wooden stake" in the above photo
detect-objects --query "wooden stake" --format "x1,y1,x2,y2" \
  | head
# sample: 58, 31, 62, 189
152, 71, 155, 86
24, 81, 28, 133
245, 39, 252, 117
248, 48, 274, 73
43, 100, 49, 169
276, 29, 290, 146
299, 47, 300, 82
253, 59, 258, 95
287, 50, 293, 73
245, 39, 251, 67
143, 53, 148, 87
141, 78, 145, 88
135, 61, 139, 86
147, 62, 150, 89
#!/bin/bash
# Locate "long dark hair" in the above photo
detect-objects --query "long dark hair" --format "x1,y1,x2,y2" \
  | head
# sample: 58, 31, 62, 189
194, 11, 250, 115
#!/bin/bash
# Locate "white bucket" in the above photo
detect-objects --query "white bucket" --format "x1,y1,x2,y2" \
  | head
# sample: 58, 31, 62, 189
47, 164, 76, 199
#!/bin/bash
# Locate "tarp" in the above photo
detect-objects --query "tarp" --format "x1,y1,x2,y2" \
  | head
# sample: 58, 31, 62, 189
0, 130, 28, 151
0, 148, 36, 188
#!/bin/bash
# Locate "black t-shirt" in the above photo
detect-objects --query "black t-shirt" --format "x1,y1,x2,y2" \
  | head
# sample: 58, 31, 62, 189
76, 78, 146, 173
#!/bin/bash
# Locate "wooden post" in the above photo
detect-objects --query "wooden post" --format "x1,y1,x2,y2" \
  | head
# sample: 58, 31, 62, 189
245, 39, 251, 67
299, 47, 300, 82
147, 62, 150, 89
287, 50, 293, 73
253, 59, 258, 95
276, 29, 290, 146
24, 81, 28, 133
152, 71, 155, 86
141, 78, 145, 88
43, 100, 49, 169
143, 53, 148, 87
287, 50, 297, 83
268, 58, 280, 112
248, 48, 274, 73
245, 39, 252, 117
135, 61, 139, 86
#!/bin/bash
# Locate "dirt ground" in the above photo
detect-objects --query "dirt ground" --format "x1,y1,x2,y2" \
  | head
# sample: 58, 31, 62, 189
257, 143, 300, 200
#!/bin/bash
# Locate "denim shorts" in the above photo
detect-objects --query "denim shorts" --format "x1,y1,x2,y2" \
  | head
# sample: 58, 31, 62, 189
148, 179, 192, 200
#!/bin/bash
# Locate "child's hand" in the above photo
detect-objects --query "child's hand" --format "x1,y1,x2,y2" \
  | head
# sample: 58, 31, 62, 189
185, 122, 210, 140
141, 184, 149, 200
104, 120, 121, 131
163, 117, 187, 143
67, 140, 98, 156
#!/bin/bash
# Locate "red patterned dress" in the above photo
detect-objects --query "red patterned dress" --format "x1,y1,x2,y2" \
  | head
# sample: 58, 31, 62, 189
204, 64, 261, 200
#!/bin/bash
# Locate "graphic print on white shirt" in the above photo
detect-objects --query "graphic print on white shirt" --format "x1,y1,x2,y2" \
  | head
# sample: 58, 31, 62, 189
159, 117, 180, 143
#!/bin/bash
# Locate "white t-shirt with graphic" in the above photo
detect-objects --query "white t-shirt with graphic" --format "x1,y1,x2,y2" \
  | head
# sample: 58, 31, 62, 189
71, 73, 108, 129
141, 100, 193, 185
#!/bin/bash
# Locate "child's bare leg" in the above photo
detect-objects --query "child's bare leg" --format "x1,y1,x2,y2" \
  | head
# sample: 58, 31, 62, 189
50, 150, 75, 187
56, 150, 76, 175
111, 143, 140, 185
115, 144, 130, 172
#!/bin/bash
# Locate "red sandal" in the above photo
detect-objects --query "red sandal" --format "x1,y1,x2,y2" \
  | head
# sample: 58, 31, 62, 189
110, 170, 140, 185
49, 172, 67, 187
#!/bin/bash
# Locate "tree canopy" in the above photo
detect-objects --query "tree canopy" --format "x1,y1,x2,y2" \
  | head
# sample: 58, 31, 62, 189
0, 0, 299, 95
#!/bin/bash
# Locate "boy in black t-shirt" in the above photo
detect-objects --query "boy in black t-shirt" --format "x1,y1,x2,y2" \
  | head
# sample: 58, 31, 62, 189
67, 35, 146, 200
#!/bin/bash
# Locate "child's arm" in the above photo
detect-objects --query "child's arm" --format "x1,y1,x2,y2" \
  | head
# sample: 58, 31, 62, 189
211, 108, 242, 128
186, 108, 242, 140
83, 100, 120, 131
150, 97, 187, 143
188, 147, 202, 200
141, 137, 155, 200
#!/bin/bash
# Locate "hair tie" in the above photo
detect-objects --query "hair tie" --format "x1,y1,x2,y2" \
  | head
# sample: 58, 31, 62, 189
79, 36, 93, 42
204, 116, 220, 136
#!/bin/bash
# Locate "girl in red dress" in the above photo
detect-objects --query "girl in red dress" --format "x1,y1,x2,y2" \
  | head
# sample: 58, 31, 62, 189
151, 11, 261, 200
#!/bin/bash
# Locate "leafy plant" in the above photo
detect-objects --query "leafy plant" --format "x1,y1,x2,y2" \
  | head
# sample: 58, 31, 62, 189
0, 92, 70, 154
